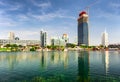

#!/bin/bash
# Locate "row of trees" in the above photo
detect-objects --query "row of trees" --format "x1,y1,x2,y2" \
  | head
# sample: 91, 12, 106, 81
2, 44, 20, 51
47, 45, 65, 50
2, 44, 39, 51
1, 43, 109, 52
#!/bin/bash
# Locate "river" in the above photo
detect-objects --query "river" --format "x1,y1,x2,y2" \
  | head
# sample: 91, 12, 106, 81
0, 51, 120, 82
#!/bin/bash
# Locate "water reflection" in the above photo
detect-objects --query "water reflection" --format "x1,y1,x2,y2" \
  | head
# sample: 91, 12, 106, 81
0, 51, 120, 82
0, 51, 69, 70
105, 51, 109, 74
78, 51, 89, 82
101, 51, 110, 74
40, 51, 48, 69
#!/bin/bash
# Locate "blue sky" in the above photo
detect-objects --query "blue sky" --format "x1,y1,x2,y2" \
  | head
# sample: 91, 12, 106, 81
0, 0, 120, 45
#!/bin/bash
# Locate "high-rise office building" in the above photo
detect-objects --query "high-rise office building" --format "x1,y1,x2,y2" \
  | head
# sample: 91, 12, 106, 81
101, 30, 108, 47
62, 34, 69, 43
77, 11, 89, 46
9, 32, 15, 40
40, 30, 47, 47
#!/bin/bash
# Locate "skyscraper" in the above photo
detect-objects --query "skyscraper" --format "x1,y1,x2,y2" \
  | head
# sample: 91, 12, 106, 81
77, 11, 89, 46
101, 30, 108, 47
40, 30, 47, 47
9, 32, 15, 40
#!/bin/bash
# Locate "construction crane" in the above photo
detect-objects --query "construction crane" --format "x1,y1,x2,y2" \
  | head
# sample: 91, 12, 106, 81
84, 0, 99, 15
81, 0, 99, 29
81, 0, 99, 45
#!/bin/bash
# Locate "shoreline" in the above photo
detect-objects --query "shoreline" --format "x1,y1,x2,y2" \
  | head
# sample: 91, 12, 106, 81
0, 48, 120, 52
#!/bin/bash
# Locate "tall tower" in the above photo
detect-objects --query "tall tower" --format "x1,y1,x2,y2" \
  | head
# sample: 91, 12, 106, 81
101, 30, 108, 47
77, 11, 89, 46
9, 32, 15, 40
40, 30, 47, 47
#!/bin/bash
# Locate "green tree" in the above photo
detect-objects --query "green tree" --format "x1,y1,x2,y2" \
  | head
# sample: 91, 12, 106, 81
66, 43, 76, 48
11, 44, 18, 47
5, 44, 11, 48
30, 47, 36, 51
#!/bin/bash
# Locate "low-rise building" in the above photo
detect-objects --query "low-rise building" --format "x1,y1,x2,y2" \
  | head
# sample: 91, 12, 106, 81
51, 37, 66, 46
0, 39, 40, 46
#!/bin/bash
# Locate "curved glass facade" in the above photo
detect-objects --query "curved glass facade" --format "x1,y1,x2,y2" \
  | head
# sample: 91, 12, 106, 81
78, 21, 89, 46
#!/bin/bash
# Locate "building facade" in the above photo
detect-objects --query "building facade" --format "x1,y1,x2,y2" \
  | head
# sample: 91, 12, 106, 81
40, 30, 47, 47
0, 39, 40, 46
77, 11, 89, 46
101, 30, 108, 47
62, 34, 69, 43
9, 32, 15, 40
51, 37, 66, 46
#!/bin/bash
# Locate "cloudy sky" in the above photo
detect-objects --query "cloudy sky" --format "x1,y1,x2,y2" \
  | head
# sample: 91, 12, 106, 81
0, 0, 120, 45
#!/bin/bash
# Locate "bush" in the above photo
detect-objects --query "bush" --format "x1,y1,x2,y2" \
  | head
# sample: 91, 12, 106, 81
30, 47, 36, 51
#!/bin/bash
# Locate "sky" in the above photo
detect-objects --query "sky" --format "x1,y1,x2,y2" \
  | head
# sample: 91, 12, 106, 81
0, 0, 120, 45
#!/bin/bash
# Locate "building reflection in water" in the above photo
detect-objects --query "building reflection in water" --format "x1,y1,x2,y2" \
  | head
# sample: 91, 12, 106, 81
0, 52, 45, 70
0, 51, 70, 70
62, 51, 68, 68
104, 51, 109, 74
101, 51, 110, 75
78, 51, 90, 82
50, 51, 69, 68
39, 51, 69, 69
39, 51, 48, 69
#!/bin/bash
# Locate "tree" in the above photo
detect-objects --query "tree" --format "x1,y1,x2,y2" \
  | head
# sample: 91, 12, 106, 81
5, 44, 10, 48
66, 43, 76, 48
11, 44, 18, 48
30, 47, 36, 51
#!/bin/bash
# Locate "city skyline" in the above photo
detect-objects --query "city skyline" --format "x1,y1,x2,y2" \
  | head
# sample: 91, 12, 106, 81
0, 0, 120, 45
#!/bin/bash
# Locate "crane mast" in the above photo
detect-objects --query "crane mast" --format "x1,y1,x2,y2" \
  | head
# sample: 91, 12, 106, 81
84, 0, 99, 15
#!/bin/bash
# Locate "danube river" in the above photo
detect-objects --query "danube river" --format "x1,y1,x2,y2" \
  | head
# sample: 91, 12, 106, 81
0, 51, 120, 82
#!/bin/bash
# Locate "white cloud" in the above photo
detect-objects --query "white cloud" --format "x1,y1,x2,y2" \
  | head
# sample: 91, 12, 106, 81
0, 11, 17, 26
37, 2, 51, 8
0, 22, 15, 26
28, 9, 75, 21
31, 0, 51, 8
16, 14, 30, 21
94, 9, 120, 20
110, 3, 120, 9
8, 4, 22, 11
0, 14, 16, 26
0, 1, 22, 11
0, 1, 5, 5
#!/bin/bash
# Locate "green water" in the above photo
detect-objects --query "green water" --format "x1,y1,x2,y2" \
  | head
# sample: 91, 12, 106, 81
0, 51, 120, 82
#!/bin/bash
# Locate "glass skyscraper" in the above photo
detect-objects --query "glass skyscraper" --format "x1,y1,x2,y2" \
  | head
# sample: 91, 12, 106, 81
40, 30, 47, 47
78, 11, 89, 46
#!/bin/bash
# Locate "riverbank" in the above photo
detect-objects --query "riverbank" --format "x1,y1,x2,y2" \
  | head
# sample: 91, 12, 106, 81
0, 47, 120, 52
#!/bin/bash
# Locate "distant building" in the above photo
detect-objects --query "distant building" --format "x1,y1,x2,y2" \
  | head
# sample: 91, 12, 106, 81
0, 32, 40, 46
9, 32, 15, 40
0, 39, 40, 46
101, 30, 108, 47
77, 11, 89, 46
15, 37, 20, 40
62, 34, 69, 43
40, 30, 47, 47
51, 37, 66, 46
